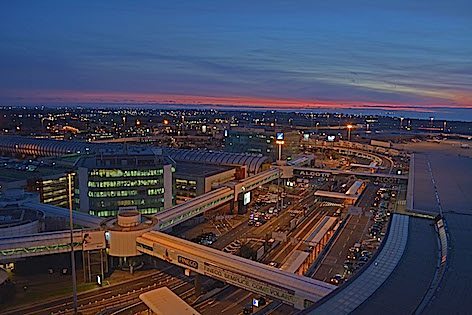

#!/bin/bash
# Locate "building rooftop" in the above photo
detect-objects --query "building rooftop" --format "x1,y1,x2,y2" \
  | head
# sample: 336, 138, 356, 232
76, 150, 173, 169
159, 147, 268, 174
0, 136, 268, 174
0, 160, 71, 183
174, 161, 234, 178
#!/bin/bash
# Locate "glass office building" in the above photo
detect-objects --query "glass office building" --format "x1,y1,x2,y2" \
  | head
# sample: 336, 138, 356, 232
27, 173, 75, 209
76, 148, 174, 217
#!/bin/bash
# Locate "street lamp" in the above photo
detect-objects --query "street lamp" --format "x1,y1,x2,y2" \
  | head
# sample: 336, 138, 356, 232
346, 124, 353, 141
275, 132, 284, 162
68, 172, 78, 315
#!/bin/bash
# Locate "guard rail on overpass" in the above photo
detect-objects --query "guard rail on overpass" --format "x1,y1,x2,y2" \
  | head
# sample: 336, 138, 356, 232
154, 187, 234, 230
0, 229, 104, 261
233, 168, 279, 201
136, 231, 335, 310
154, 168, 281, 230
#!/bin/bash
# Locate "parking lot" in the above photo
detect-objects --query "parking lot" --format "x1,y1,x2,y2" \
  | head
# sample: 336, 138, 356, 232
313, 184, 396, 285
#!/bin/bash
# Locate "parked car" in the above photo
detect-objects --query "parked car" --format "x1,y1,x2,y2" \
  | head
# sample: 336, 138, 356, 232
329, 274, 344, 285
268, 261, 279, 268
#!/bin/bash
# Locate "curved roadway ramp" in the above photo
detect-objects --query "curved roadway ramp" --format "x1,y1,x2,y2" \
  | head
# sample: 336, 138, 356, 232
305, 214, 410, 315
414, 151, 472, 314
351, 217, 438, 314
305, 147, 472, 315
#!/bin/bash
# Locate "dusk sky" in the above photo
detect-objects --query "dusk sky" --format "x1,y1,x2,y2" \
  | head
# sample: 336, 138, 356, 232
0, 1, 471, 113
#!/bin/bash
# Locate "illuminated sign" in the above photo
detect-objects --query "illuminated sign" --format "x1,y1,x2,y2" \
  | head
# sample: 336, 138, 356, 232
178, 256, 199, 269
303, 133, 309, 141
276, 132, 284, 140
327, 135, 335, 142
253, 298, 259, 307
298, 170, 331, 178
243, 191, 251, 206
203, 263, 300, 306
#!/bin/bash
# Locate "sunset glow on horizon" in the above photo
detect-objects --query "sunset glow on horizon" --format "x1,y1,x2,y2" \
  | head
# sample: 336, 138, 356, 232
0, 1, 470, 117
3, 89, 471, 114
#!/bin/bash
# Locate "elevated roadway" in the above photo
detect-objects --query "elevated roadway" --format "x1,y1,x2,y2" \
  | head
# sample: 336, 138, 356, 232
305, 214, 410, 314
136, 231, 336, 310
309, 146, 471, 315
293, 167, 407, 183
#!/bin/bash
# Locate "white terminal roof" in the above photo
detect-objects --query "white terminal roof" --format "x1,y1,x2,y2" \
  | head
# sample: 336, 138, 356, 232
314, 191, 358, 200
350, 162, 378, 169
281, 250, 310, 273
345, 180, 364, 195
139, 287, 200, 315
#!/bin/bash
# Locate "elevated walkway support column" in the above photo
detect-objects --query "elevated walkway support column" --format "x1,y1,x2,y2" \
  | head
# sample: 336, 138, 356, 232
237, 192, 248, 215
229, 198, 236, 215
194, 273, 202, 297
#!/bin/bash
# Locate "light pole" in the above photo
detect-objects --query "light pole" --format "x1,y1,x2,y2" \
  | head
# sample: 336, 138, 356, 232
276, 132, 284, 162
68, 172, 78, 315
347, 124, 353, 141
275, 133, 285, 212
